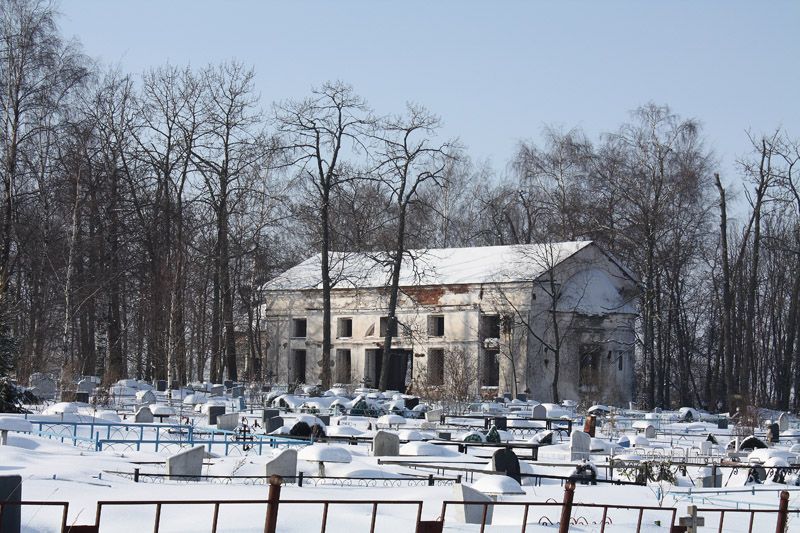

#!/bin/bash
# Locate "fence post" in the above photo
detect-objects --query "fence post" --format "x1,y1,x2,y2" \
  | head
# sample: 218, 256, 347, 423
428, 474, 434, 487
776, 490, 789, 533
558, 480, 575, 533
134, 468, 140, 483
264, 475, 282, 533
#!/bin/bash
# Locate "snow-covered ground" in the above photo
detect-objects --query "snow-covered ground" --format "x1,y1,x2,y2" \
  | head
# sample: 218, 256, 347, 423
2, 394, 800, 532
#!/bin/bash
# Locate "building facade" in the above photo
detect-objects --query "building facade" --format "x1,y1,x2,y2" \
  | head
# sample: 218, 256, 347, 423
259, 241, 638, 404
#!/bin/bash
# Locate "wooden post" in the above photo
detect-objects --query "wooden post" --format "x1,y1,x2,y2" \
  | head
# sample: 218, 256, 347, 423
776, 490, 789, 533
264, 475, 282, 533
558, 480, 575, 533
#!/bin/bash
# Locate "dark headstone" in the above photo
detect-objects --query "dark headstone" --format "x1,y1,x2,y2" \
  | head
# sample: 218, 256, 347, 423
463, 432, 483, 443
491, 449, 521, 483
569, 462, 597, 485
437, 431, 451, 440
583, 415, 597, 437
289, 421, 311, 437
537, 430, 554, 445
267, 416, 284, 434
404, 397, 420, 410
262, 408, 280, 425
0, 475, 21, 533
170, 381, 180, 391
739, 435, 768, 451
74, 391, 89, 403
155, 380, 167, 392
223, 380, 233, 389
231, 386, 243, 398
207, 405, 226, 425
717, 418, 728, 430
747, 466, 767, 484
494, 397, 505, 403
493, 416, 507, 431
485, 426, 501, 443
706, 433, 719, 445
515, 393, 527, 402
317, 415, 331, 426
767, 423, 780, 443
503, 392, 512, 400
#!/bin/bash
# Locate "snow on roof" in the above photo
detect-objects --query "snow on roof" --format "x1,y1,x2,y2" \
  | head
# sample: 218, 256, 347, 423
263, 241, 592, 291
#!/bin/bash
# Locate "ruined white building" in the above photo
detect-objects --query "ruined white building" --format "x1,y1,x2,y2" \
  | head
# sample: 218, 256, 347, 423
260, 241, 638, 404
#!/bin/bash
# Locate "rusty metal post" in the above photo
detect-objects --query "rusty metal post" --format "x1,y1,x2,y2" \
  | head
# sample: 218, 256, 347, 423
263, 475, 282, 533
776, 490, 789, 533
558, 480, 575, 533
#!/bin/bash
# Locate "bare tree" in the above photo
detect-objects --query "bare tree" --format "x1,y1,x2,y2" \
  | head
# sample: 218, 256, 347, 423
274, 81, 374, 389
373, 104, 455, 391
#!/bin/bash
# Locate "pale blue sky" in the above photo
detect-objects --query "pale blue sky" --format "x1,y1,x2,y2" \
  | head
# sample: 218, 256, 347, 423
59, 1, 799, 185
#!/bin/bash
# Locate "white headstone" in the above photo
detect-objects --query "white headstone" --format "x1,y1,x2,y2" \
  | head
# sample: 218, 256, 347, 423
135, 390, 156, 405
778, 413, 789, 432
265, 449, 297, 480
570, 430, 591, 461
425, 409, 442, 423
451, 483, 493, 525
532, 404, 547, 420
700, 441, 712, 455
166, 445, 205, 480
645, 425, 657, 439
216, 412, 240, 431
373, 431, 401, 457
134, 406, 154, 423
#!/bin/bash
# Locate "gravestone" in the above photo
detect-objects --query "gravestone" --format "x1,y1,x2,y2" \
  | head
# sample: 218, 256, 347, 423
217, 412, 240, 431
534, 430, 554, 445
135, 389, 156, 405
373, 430, 400, 457
223, 380, 234, 389
700, 440, 712, 455
404, 397, 420, 410
569, 461, 597, 485
485, 426, 501, 443
134, 406, 154, 423
231, 386, 243, 398
262, 408, 280, 425
739, 435, 767, 450
425, 409, 442, 423
317, 415, 331, 426
778, 412, 789, 432
266, 416, 284, 434
166, 445, 204, 480
617, 435, 630, 448
28, 373, 56, 399
516, 393, 527, 402
238, 396, 246, 410
700, 466, 721, 488
0, 475, 21, 533
451, 483, 493, 525
155, 380, 167, 392
74, 391, 89, 403
265, 448, 297, 481
207, 405, 226, 425
583, 415, 596, 437
717, 418, 728, 430
644, 425, 657, 439
493, 416, 507, 431
532, 404, 547, 420
209, 384, 225, 397
491, 448, 521, 483
706, 433, 719, 445
437, 431, 451, 440
767, 423, 780, 443
746, 465, 767, 484
569, 430, 591, 461
77, 379, 95, 393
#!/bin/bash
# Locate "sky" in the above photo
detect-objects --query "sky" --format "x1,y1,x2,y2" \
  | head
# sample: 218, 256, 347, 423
58, 0, 799, 189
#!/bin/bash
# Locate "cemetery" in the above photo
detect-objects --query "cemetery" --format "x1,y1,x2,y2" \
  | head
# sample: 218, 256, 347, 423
0, 379, 798, 532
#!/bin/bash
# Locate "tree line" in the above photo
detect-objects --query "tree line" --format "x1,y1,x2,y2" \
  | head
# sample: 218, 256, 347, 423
1, 0, 798, 411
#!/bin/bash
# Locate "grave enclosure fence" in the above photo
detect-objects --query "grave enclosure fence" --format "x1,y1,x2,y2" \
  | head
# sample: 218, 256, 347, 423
1, 479, 793, 533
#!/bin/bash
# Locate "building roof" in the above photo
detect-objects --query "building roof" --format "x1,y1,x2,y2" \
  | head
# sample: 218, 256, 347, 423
262, 241, 595, 291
